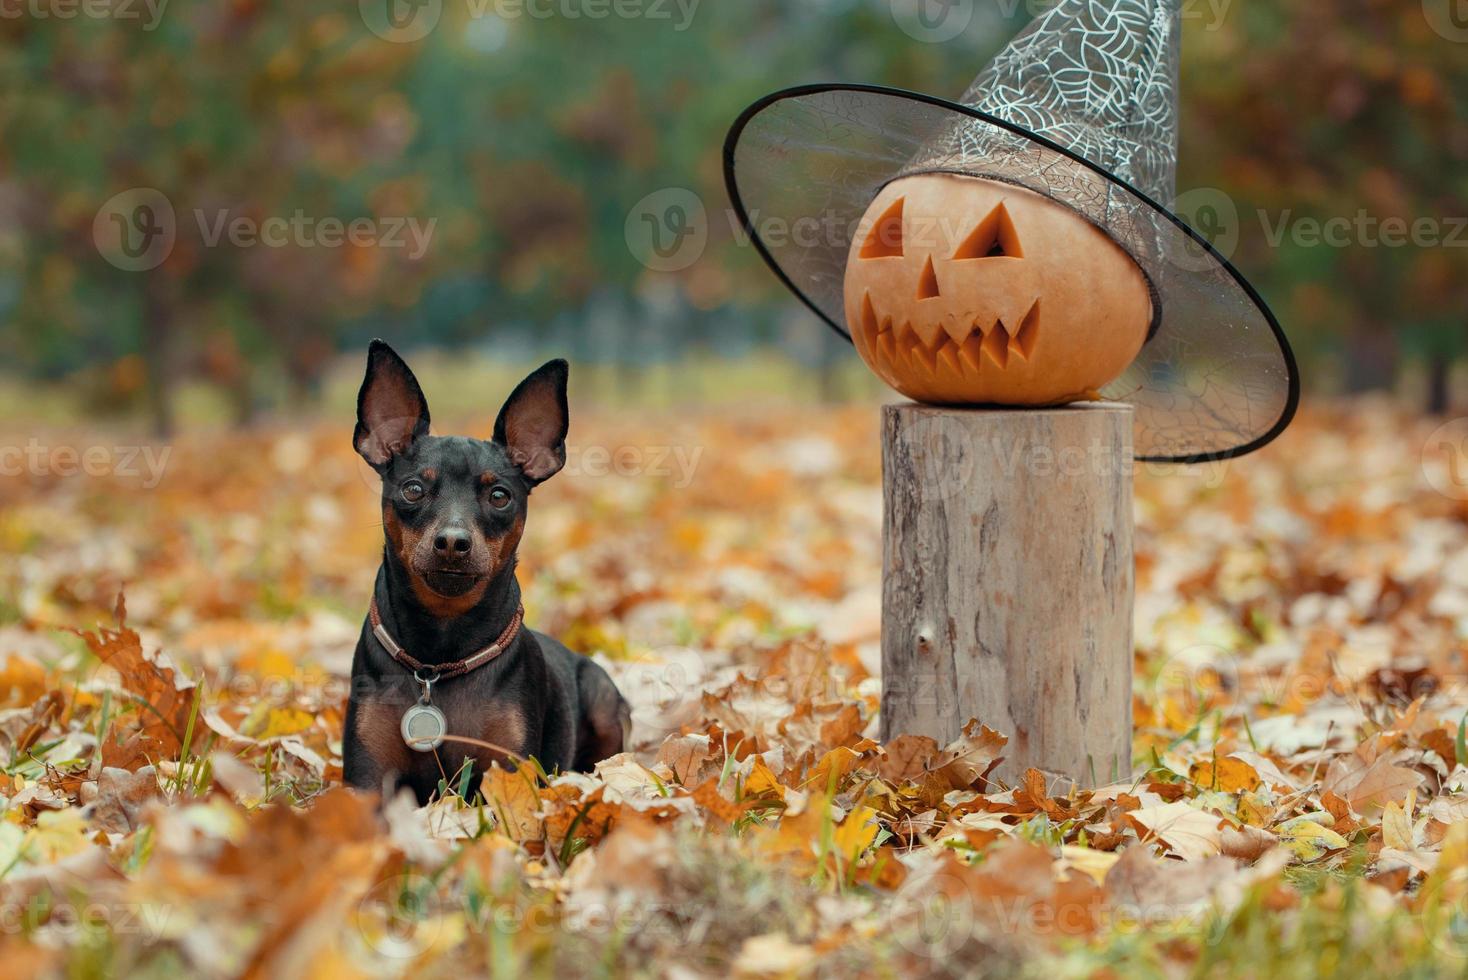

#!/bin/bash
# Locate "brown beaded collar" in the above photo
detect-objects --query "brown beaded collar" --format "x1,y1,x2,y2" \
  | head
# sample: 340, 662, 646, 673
368, 597, 524, 680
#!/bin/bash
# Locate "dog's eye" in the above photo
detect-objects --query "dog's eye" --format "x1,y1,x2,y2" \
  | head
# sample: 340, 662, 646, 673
488, 487, 511, 510
401, 481, 426, 503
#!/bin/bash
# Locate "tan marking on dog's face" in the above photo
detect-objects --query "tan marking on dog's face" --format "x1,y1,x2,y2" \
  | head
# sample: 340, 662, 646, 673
485, 513, 525, 581
408, 575, 490, 619
384, 502, 492, 618
382, 504, 421, 570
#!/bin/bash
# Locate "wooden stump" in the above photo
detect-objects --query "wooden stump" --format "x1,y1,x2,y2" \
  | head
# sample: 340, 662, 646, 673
880, 402, 1134, 787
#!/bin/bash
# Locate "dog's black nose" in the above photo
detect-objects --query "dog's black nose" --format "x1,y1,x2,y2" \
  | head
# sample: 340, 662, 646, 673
434, 526, 472, 557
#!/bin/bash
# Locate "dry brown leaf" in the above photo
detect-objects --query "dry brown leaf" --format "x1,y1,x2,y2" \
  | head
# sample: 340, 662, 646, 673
1127, 802, 1225, 861
90, 766, 161, 835
878, 734, 940, 782
654, 732, 715, 785
1322, 755, 1424, 813
71, 595, 198, 756
933, 721, 1008, 791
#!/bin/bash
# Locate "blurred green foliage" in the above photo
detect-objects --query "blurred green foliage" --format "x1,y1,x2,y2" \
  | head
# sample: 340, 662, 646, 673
0, 0, 1463, 427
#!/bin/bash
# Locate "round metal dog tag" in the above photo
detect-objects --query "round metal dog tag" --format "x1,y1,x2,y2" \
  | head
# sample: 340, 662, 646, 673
401, 703, 447, 752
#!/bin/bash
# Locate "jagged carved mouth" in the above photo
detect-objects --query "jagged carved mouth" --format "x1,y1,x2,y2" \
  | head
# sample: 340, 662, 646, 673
857, 292, 1041, 377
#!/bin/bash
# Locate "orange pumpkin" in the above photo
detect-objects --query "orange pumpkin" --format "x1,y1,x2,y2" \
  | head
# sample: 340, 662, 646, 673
843, 173, 1154, 405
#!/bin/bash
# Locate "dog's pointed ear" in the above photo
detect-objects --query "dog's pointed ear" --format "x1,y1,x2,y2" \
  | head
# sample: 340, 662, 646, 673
354, 340, 431, 470
494, 359, 569, 485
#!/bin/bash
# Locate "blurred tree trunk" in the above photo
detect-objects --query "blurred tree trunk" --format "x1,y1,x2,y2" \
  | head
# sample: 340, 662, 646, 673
230, 380, 259, 428
142, 278, 177, 438
817, 330, 843, 403
285, 333, 333, 411
1345, 328, 1398, 394
1427, 357, 1451, 416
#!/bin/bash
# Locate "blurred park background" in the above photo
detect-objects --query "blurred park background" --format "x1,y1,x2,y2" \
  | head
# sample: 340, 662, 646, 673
0, 0, 1464, 434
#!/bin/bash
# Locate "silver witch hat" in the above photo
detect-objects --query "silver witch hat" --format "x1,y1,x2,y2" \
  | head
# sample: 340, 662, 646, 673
724, 0, 1297, 463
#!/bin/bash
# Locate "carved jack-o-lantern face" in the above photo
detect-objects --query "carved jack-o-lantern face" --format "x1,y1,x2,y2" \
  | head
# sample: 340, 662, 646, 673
844, 174, 1153, 405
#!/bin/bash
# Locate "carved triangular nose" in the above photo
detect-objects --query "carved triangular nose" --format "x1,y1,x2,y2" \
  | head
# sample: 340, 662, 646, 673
917, 256, 941, 299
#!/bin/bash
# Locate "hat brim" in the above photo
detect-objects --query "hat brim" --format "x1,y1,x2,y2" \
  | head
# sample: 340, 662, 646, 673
723, 83, 1299, 464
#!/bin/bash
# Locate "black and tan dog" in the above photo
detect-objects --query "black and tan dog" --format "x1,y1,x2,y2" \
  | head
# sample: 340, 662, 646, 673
343, 340, 629, 803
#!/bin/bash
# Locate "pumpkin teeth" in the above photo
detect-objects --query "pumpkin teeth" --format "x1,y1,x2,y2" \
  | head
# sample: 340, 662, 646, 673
935, 340, 962, 377
878, 329, 897, 364
857, 293, 1043, 380
981, 320, 1010, 369
940, 313, 972, 346
908, 337, 939, 375
909, 317, 944, 350
958, 330, 985, 375
1009, 299, 1040, 361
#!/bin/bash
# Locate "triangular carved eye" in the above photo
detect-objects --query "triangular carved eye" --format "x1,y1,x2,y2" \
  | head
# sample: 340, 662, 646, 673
953, 202, 1023, 259
860, 196, 906, 259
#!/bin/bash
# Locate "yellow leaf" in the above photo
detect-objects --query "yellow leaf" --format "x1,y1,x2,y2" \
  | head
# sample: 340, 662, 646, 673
235, 647, 297, 680
1189, 756, 1262, 793
831, 805, 879, 862
1381, 801, 1413, 851
1060, 845, 1121, 884
804, 746, 862, 792
744, 758, 785, 799
0, 654, 49, 709
253, 707, 315, 740
1277, 815, 1349, 861
29, 809, 94, 863
1237, 791, 1273, 826
481, 765, 541, 842
758, 796, 876, 876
